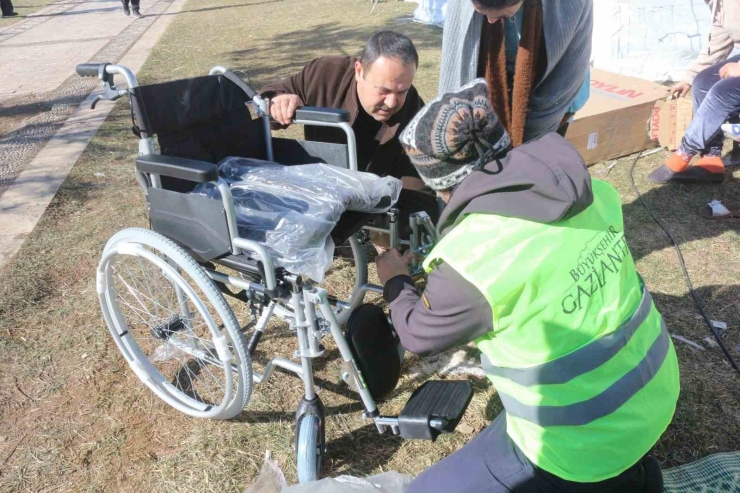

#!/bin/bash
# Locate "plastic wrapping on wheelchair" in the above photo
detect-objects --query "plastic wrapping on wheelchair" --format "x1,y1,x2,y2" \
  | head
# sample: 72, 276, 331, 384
191, 157, 401, 281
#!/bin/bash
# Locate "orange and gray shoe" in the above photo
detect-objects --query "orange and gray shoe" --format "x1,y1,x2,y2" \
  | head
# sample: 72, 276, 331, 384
647, 151, 693, 184
674, 156, 726, 183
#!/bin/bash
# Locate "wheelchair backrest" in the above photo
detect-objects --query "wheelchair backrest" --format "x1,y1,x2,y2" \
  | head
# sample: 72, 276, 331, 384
136, 74, 267, 191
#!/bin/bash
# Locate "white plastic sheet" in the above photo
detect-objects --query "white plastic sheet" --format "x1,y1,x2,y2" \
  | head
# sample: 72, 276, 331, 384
243, 458, 412, 493
192, 158, 401, 282
283, 473, 411, 493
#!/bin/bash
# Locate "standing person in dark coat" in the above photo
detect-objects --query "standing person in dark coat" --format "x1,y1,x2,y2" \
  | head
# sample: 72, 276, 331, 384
121, 0, 142, 18
1, 0, 18, 17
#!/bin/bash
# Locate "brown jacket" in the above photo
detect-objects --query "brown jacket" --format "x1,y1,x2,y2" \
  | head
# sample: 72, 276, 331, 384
260, 56, 423, 180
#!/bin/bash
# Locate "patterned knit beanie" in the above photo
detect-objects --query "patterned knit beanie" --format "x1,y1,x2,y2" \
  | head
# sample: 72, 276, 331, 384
399, 78, 511, 191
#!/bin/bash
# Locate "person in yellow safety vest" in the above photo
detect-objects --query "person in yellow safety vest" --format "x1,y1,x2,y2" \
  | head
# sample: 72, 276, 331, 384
376, 78, 680, 493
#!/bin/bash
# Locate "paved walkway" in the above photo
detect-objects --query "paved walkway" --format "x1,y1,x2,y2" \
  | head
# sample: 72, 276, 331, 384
0, 0, 178, 192
0, 0, 186, 268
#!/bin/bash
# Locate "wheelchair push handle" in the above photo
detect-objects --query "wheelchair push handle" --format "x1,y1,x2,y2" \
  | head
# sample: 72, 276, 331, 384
75, 63, 141, 110
75, 63, 139, 89
209, 65, 258, 99
76, 63, 105, 78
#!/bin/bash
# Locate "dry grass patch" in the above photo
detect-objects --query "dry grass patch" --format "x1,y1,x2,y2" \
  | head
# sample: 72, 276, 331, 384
1, 0, 740, 491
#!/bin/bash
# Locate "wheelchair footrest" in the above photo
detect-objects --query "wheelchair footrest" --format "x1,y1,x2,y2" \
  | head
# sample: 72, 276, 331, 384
398, 380, 473, 441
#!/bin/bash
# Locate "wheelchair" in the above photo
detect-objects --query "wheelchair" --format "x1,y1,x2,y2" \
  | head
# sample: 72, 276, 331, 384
77, 62, 473, 483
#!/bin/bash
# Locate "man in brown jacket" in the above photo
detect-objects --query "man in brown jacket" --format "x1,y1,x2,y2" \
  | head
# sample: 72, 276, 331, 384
260, 31, 426, 191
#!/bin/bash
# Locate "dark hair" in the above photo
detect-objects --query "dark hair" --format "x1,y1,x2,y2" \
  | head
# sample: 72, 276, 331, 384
360, 31, 419, 69
472, 0, 523, 8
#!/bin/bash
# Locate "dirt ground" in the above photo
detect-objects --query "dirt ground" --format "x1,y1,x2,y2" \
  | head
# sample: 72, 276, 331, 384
1, 0, 740, 491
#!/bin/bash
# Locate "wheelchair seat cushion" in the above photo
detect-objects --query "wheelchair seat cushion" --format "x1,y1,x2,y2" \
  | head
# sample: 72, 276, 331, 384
191, 157, 401, 281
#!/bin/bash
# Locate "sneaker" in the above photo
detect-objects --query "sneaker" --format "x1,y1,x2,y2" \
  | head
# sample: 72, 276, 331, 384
695, 155, 725, 173
647, 165, 677, 184
648, 151, 693, 184
133, 10, 142, 17
122, 5, 130, 15
721, 123, 740, 142
672, 156, 725, 183
2, 11, 19, 16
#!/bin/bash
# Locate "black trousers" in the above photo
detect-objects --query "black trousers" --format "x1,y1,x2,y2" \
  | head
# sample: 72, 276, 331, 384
1, 0, 15, 15
407, 412, 663, 493
121, 0, 140, 11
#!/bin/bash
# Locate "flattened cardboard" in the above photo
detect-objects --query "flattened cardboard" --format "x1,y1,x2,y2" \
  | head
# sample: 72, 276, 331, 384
649, 97, 694, 151
565, 69, 668, 165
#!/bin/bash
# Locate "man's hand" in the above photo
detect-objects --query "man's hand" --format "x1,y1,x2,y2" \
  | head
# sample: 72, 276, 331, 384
669, 81, 692, 98
401, 176, 427, 191
375, 249, 414, 285
720, 63, 740, 79
269, 94, 303, 126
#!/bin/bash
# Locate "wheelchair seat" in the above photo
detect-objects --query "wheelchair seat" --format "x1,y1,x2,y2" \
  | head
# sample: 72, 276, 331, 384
134, 73, 383, 272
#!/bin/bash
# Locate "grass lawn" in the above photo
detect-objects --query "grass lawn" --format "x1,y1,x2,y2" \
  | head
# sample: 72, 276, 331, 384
0, 0, 59, 28
1, 0, 740, 490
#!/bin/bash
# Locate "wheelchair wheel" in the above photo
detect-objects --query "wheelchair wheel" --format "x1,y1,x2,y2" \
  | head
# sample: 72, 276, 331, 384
296, 413, 323, 483
98, 228, 252, 420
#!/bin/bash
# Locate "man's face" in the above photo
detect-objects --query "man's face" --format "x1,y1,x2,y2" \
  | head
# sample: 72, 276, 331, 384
355, 56, 416, 122
473, 1, 524, 24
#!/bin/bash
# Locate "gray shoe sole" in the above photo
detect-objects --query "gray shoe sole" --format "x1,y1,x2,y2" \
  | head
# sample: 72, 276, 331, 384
647, 165, 677, 184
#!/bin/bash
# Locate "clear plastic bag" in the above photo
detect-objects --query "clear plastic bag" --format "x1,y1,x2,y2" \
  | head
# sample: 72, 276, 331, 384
244, 458, 287, 493
192, 158, 401, 282
243, 458, 412, 493
283, 472, 412, 493
150, 343, 185, 363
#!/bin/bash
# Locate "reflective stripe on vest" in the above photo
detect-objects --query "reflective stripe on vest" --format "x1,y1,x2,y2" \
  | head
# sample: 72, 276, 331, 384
424, 180, 680, 482
481, 285, 654, 387
491, 318, 669, 427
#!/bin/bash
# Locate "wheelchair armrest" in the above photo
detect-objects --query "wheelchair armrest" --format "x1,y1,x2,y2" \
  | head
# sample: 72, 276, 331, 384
295, 107, 350, 124
136, 154, 218, 183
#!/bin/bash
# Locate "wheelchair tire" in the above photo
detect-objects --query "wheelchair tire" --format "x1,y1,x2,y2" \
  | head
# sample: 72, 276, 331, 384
98, 228, 252, 420
296, 413, 323, 483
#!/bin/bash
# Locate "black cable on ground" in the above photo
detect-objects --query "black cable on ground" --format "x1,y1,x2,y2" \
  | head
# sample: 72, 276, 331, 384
629, 153, 740, 376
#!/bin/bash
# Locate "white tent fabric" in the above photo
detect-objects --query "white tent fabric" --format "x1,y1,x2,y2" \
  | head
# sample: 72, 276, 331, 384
591, 0, 713, 82
409, 0, 447, 27
406, 0, 716, 82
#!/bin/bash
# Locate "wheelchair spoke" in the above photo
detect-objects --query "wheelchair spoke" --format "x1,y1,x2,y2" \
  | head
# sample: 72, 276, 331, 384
194, 356, 227, 397
103, 232, 251, 417
122, 260, 165, 320
116, 294, 169, 329
117, 268, 179, 323
173, 352, 223, 405
134, 256, 164, 318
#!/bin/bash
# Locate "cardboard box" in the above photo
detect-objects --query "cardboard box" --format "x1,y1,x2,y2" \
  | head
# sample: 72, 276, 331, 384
649, 97, 694, 151
565, 69, 668, 165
